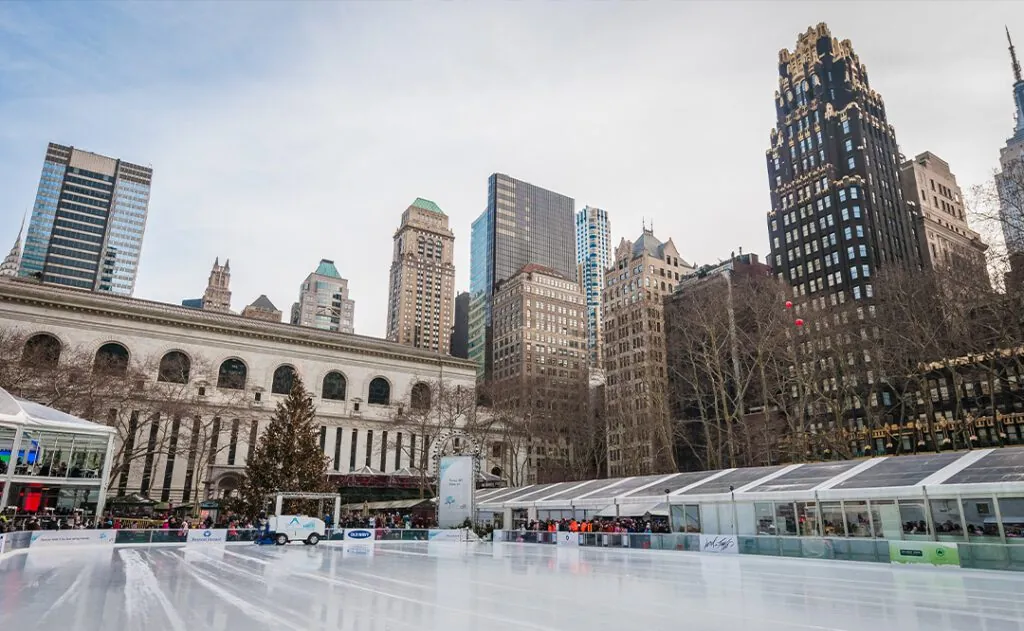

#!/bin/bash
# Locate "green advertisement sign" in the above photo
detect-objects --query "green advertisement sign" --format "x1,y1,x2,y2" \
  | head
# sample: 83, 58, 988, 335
889, 541, 961, 567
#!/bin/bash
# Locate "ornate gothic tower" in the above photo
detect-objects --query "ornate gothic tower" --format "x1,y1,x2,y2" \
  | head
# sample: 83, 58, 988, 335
202, 257, 232, 312
0, 216, 25, 278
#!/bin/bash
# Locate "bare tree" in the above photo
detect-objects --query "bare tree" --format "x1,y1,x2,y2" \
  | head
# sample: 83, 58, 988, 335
0, 327, 254, 502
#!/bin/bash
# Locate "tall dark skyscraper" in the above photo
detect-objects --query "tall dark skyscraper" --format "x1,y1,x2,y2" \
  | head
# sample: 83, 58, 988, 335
468, 173, 576, 380
20, 142, 152, 295
766, 24, 918, 311
451, 291, 470, 359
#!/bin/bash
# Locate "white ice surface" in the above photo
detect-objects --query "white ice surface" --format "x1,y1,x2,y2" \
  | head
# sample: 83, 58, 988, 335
2, 541, 1024, 631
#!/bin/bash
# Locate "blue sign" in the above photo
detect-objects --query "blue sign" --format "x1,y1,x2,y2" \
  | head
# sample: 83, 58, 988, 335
345, 529, 372, 540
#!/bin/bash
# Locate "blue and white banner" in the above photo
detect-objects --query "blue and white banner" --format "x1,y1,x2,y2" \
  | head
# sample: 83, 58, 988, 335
343, 528, 375, 541
437, 455, 474, 528
187, 528, 227, 545
29, 529, 116, 548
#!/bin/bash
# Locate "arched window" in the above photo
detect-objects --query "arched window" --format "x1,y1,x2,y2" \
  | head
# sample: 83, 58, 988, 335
368, 377, 391, 405
157, 351, 191, 384
217, 358, 247, 390
272, 365, 297, 395
410, 382, 431, 410
21, 334, 61, 368
322, 372, 347, 400
93, 342, 129, 376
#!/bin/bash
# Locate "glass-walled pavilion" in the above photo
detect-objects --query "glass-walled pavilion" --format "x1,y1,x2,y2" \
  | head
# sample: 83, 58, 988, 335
0, 387, 116, 519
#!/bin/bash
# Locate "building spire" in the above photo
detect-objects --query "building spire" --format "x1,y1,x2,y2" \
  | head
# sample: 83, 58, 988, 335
0, 215, 25, 278
1009, 26, 1022, 83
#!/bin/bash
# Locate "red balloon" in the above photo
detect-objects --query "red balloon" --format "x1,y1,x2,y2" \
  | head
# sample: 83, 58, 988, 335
785, 301, 793, 309
794, 319, 804, 327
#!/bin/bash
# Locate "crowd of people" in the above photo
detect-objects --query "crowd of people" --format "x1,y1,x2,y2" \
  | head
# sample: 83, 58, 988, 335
334, 511, 437, 530
523, 517, 672, 534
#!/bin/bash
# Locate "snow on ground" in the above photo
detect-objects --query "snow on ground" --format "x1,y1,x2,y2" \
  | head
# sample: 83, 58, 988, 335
1, 541, 1023, 630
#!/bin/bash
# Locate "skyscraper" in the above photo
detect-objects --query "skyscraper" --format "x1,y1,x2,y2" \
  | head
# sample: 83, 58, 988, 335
602, 228, 691, 476
899, 152, 987, 275
468, 210, 491, 378
996, 29, 1024, 288
575, 206, 611, 369
450, 291, 470, 359
468, 173, 576, 381
19, 142, 152, 295
290, 259, 355, 333
766, 24, 918, 310
491, 264, 586, 482
385, 198, 455, 354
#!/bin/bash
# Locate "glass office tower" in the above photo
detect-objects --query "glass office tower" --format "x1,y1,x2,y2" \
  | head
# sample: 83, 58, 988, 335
468, 173, 576, 380
19, 142, 152, 295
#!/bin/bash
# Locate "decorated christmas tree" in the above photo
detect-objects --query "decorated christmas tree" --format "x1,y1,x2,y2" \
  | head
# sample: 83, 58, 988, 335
239, 375, 329, 516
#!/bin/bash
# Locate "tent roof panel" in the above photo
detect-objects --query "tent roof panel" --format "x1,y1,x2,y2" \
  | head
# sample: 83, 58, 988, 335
747, 461, 860, 493
832, 452, 963, 490
627, 470, 722, 498
679, 465, 785, 495
942, 450, 1024, 485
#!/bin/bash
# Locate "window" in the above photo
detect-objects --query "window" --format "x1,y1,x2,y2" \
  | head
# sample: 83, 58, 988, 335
850, 267, 858, 280
158, 351, 191, 384
853, 286, 861, 300
410, 382, 431, 410
845, 139, 853, 152
856, 225, 864, 238
94, 342, 129, 377
847, 157, 855, 169
842, 119, 850, 134
368, 377, 391, 405
217, 359, 247, 390
859, 245, 867, 257
272, 365, 297, 395
322, 372, 347, 400
21, 334, 61, 368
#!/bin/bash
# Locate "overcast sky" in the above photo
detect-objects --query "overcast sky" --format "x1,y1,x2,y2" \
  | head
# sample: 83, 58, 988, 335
1, 2, 1023, 337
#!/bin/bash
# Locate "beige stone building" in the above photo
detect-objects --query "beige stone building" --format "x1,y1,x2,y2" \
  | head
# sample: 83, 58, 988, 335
491, 264, 587, 483
386, 198, 455, 354
241, 295, 282, 323
602, 228, 693, 476
0, 279, 526, 503
899, 152, 987, 275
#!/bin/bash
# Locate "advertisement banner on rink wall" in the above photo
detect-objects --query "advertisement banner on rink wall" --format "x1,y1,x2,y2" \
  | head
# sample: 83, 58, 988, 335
344, 529, 375, 541
437, 456, 474, 528
556, 532, 579, 547
888, 541, 960, 567
427, 529, 466, 542
29, 530, 116, 548
186, 529, 227, 545
699, 535, 739, 554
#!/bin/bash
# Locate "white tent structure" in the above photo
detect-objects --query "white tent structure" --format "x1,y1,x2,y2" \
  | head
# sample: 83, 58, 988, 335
476, 449, 1024, 542
0, 386, 116, 517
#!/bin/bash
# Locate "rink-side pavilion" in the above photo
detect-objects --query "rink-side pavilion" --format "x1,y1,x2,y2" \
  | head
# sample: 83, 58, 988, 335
477, 448, 1024, 544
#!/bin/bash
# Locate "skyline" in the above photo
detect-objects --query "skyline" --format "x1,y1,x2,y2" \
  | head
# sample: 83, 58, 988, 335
2, 3, 1024, 337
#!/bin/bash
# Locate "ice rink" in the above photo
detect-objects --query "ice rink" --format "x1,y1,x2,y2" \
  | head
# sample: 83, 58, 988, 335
2, 541, 1024, 631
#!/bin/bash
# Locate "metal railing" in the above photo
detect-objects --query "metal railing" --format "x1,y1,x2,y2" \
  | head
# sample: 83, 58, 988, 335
493, 531, 1024, 572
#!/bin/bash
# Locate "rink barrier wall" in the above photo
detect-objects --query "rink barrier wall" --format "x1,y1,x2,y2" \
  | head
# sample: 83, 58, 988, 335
0, 527, 479, 559
495, 531, 1024, 572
